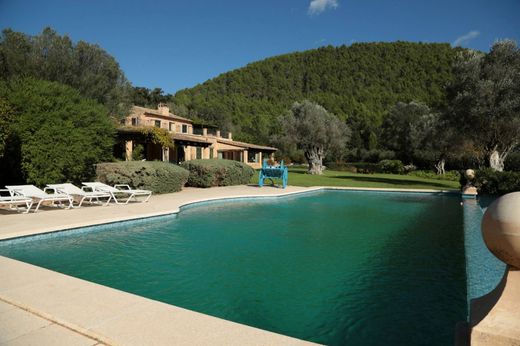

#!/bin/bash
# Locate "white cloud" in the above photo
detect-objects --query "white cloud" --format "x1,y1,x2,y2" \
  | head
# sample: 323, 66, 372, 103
453, 30, 480, 47
308, 0, 338, 15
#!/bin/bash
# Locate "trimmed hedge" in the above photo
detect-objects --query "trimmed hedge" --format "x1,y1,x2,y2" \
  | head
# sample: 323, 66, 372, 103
181, 159, 255, 188
96, 161, 189, 194
472, 168, 520, 196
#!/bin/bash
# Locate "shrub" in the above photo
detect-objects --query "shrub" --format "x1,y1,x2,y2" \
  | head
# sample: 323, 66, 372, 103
326, 162, 379, 173
132, 144, 144, 161
0, 78, 114, 185
410, 170, 461, 181
378, 159, 404, 174
505, 152, 520, 171
473, 168, 520, 195
181, 159, 255, 188
403, 164, 417, 174
344, 149, 396, 163
96, 161, 189, 194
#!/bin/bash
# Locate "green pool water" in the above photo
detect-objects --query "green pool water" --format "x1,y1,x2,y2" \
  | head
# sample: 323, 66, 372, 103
0, 190, 467, 345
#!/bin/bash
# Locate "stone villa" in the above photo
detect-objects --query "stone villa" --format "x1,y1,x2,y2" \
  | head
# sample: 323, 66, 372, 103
117, 104, 276, 169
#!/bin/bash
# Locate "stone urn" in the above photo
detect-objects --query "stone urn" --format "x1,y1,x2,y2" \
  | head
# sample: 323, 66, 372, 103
482, 192, 520, 269
462, 169, 478, 197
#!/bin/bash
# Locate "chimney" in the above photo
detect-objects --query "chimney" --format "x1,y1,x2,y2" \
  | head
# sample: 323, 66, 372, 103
158, 103, 169, 116
228, 132, 232, 140
216, 130, 221, 137
202, 128, 208, 136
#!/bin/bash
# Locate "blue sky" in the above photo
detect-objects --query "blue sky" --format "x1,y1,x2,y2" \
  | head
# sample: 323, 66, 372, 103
1, 0, 519, 94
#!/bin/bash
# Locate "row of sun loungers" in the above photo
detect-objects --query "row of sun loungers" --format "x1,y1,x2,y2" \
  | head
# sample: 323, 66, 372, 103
0, 182, 152, 213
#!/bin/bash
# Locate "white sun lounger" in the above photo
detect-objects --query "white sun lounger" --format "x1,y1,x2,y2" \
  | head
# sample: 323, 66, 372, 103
0, 189, 34, 213
47, 183, 112, 208
6, 185, 73, 212
82, 182, 152, 204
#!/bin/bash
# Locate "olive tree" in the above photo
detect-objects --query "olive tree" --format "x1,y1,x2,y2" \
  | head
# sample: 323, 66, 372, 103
278, 100, 350, 174
446, 40, 520, 171
411, 112, 458, 175
381, 101, 433, 164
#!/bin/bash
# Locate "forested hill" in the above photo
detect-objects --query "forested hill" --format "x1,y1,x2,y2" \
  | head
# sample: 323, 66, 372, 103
172, 42, 460, 144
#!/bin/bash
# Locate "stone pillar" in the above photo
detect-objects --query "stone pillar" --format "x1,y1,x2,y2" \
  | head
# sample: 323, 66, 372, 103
203, 147, 210, 159
202, 128, 208, 136
125, 140, 133, 161
228, 132, 232, 140
258, 152, 262, 164
184, 146, 190, 162
162, 147, 169, 162
466, 192, 520, 346
216, 130, 221, 138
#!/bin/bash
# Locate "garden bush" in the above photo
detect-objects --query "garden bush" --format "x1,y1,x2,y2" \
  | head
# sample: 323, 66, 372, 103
0, 78, 114, 185
326, 162, 380, 173
409, 170, 461, 181
505, 152, 520, 171
96, 161, 189, 194
181, 159, 255, 188
472, 168, 520, 195
378, 159, 404, 174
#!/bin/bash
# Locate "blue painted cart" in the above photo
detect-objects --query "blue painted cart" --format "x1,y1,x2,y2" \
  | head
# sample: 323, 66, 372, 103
258, 159, 288, 189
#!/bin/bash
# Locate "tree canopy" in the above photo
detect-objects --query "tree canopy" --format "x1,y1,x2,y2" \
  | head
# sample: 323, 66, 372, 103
173, 42, 460, 144
446, 40, 520, 171
0, 27, 131, 116
276, 100, 350, 174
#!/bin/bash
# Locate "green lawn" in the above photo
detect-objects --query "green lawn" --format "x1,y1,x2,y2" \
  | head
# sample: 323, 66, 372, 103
252, 167, 460, 190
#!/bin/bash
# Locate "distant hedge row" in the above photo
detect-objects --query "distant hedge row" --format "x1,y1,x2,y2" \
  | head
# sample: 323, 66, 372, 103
95, 159, 256, 193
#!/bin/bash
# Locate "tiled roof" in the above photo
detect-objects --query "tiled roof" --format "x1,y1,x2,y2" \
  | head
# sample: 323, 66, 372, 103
216, 138, 277, 151
173, 133, 213, 145
131, 106, 192, 123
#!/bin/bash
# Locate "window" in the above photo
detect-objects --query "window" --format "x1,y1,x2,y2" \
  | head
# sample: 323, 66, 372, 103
131, 118, 138, 126
182, 124, 188, 133
196, 147, 202, 159
169, 122, 173, 131
209, 148, 214, 159
120, 119, 126, 125
154, 120, 161, 128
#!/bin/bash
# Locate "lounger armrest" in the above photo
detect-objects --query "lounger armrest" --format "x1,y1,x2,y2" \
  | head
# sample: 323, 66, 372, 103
114, 184, 131, 191
10, 189, 24, 197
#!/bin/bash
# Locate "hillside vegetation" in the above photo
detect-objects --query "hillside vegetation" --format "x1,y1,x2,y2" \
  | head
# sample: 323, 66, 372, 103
173, 42, 460, 144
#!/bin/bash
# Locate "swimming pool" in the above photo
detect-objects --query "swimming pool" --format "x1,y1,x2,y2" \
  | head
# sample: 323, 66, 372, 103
0, 190, 473, 345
